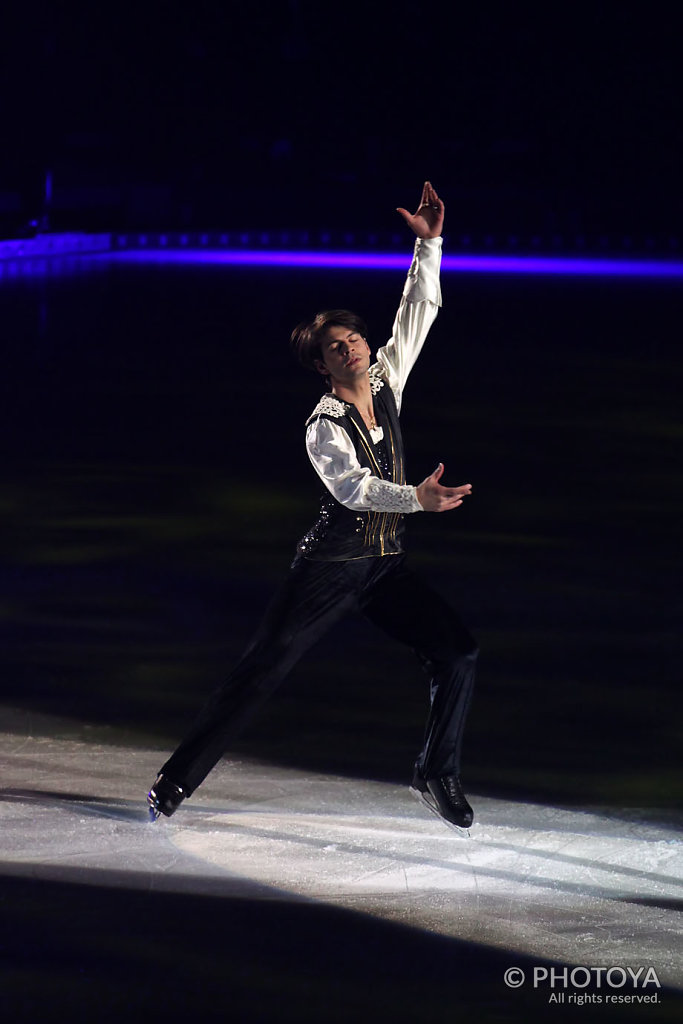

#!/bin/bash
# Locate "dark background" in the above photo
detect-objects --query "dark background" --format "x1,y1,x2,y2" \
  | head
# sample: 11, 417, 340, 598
1, 2, 682, 246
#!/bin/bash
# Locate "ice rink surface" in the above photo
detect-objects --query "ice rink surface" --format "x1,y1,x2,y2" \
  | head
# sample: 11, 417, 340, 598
2, 714, 681, 1022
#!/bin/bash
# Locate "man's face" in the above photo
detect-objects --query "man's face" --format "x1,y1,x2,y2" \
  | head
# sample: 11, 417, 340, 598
315, 326, 371, 384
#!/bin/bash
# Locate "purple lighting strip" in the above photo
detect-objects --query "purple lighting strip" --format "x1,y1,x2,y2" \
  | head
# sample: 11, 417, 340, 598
109, 248, 683, 278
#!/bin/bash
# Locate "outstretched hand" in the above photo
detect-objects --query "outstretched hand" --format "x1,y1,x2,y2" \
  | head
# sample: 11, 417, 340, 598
416, 463, 472, 512
396, 181, 444, 238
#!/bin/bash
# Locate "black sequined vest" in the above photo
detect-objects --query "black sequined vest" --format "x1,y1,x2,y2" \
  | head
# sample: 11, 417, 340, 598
295, 375, 407, 562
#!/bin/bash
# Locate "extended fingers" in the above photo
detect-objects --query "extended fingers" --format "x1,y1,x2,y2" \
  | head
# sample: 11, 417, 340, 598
426, 181, 443, 211
439, 483, 472, 498
433, 484, 471, 511
437, 496, 464, 511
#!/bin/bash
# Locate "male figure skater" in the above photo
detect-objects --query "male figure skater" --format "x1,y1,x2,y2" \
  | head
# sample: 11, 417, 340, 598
148, 182, 479, 830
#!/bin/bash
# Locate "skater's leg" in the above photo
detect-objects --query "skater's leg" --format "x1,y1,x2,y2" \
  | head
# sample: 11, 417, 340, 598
159, 558, 363, 796
360, 561, 478, 780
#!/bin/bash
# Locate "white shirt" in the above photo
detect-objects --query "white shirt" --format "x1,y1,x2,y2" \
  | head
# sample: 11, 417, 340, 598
305, 236, 443, 514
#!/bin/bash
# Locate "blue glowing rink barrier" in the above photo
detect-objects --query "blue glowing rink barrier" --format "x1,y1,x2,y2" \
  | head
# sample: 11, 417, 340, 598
107, 248, 683, 278
2, 232, 683, 278
0, 232, 111, 261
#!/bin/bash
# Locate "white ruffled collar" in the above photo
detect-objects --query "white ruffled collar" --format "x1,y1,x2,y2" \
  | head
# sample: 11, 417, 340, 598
309, 369, 386, 432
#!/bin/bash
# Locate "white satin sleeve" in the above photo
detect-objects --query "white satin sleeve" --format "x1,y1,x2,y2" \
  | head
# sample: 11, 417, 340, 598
306, 418, 423, 513
373, 236, 442, 412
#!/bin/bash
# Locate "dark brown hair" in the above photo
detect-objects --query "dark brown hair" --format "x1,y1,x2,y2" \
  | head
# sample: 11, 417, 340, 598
290, 309, 368, 372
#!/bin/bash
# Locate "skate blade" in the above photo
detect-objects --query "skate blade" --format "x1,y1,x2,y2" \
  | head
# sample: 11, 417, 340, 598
147, 794, 162, 822
409, 785, 471, 838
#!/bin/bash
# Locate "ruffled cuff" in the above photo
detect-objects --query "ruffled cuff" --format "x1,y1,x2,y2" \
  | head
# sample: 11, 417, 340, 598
365, 478, 423, 513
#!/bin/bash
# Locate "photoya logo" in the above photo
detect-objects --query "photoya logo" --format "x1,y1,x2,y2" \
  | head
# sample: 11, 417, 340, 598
504, 965, 661, 990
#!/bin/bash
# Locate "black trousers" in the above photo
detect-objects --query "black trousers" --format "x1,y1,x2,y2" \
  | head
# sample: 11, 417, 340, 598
161, 553, 478, 794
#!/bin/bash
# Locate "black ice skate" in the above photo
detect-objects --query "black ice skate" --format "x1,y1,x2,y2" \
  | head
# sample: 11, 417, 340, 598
147, 773, 187, 821
410, 766, 473, 834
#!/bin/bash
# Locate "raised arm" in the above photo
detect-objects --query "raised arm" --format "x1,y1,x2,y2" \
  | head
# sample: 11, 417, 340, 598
373, 182, 444, 408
